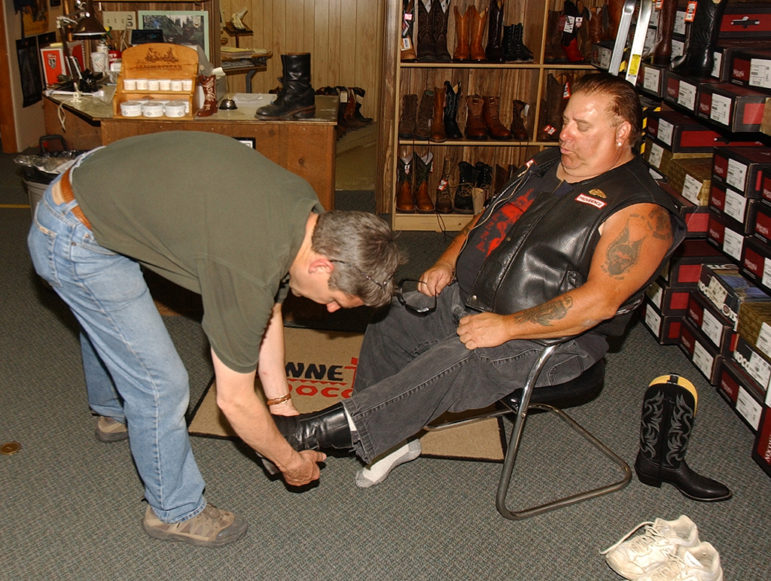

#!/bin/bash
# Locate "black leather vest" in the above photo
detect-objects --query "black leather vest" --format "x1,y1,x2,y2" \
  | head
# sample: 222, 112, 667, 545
461, 148, 686, 338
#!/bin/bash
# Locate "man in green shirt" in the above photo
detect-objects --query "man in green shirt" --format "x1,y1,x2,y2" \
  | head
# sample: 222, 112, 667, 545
28, 131, 401, 547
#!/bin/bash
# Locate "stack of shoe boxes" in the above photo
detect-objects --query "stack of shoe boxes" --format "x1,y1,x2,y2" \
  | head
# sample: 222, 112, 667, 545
635, 3, 771, 476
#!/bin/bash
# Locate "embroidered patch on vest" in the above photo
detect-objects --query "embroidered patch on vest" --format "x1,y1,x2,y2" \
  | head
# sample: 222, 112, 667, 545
575, 192, 607, 209
588, 188, 606, 198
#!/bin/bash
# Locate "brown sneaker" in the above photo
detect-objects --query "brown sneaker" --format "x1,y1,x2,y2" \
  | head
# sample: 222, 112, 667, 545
95, 416, 128, 443
142, 504, 247, 547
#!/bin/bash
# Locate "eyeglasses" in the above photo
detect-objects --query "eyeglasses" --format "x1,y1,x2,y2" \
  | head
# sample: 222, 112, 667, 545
329, 259, 390, 290
396, 279, 437, 314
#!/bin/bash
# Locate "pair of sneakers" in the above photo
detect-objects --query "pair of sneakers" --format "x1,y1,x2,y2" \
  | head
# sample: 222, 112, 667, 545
601, 515, 723, 580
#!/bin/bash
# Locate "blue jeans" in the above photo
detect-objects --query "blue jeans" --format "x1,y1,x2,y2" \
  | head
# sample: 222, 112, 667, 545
344, 284, 608, 463
27, 181, 206, 523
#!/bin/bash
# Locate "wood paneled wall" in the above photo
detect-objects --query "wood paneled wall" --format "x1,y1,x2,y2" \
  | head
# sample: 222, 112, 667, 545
218, 0, 384, 118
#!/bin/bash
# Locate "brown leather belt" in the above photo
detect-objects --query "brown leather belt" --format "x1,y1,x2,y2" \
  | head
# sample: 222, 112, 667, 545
53, 167, 92, 230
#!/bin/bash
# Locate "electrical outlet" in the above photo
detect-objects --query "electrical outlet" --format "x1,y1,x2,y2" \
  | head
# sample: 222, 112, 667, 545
102, 11, 137, 31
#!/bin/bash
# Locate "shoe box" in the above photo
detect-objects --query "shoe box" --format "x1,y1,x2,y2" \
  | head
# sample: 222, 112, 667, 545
698, 263, 771, 328
679, 318, 723, 385
719, 2, 771, 41
741, 236, 771, 294
727, 48, 771, 92
716, 357, 765, 432
752, 405, 771, 477
659, 240, 726, 287
658, 181, 710, 238
685, 290, 737, 356
707, 210, 746, 262
642, 299, 683, 345
667, 157, 713, 206
646, 109, 757, 154
696, 82, 768, 133
712, 146, 771, 199
643, 136, 712, 176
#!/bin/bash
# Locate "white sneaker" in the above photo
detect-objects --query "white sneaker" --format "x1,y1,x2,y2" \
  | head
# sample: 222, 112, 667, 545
601, 515, 700, 579
635, 542, 723, 581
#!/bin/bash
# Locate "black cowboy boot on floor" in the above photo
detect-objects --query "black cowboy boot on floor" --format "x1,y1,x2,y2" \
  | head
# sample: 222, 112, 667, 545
273, 403, 353, 452
672, 0, 727, 78
256, 53, 315, 119
635, 374, 732, 502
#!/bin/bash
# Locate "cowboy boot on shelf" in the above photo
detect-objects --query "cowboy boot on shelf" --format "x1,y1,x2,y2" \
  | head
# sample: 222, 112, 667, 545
396, 146, 416, 213
413, 151, 435, 213
399, 94, 418, 139
256, 53, 315, 119
415, 89, 434, 140
576, 1, 592, 62
538, 73, 563, 141
469, 5, 488, 62
510, 99, 529, 140
635, 374, 732, 502
465, 95, 488, 140
485, 0, 505, 63
417, 0, 435, 62
195, 75, 217, 117
561, 0, 584, 63
544, 10, 564, 63
453, 5, 471, 61
431, 0, 452, 62
607, 0, 624, 42
475, 161, 493, 200
588, 6, 604, 46
430, 87, 447, 143
652, 0, 677, 66
435, 157, 454, 214
503, 22, 533, 62
673, 0, 728, 78
454, 161, 475, 213
401, 0, 418, 61
483, 96, 512, 140
443, 81, 464, 140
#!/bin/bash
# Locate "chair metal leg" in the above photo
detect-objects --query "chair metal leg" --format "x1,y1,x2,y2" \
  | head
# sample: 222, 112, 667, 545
495, 343, 631, 519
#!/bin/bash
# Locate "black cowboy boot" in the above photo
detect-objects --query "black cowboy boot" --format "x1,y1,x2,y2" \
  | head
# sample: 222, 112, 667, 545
635, 374, 732, 502
454, 161, 475, 213
485, 0, 505, 63
672, 0, 727, 77
443, 81, 464, 140
273, 403, 353, 452
256, 53, 315, 119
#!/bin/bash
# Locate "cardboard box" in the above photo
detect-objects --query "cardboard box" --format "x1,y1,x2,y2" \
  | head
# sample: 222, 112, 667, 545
639, 63, 667, 98
644, 137, 712, 176
659, 181, 710, 238
696, 82, 767, 132
642, 299, 683, 345
750, 202, 771, 243
698, 263, 771, 326
712, 40, 768, 82
667, 157, 713, 206
716, 359, 765, 432
40, 42, 84, 88
647, 110, 747, 153
708, 181, 760, 234
728, 48, 771, 92
740, 236, 771, 294
679, 319, 723, 385
707, 211, 746, 262
647, 279, 692, 316
686, 291, 737, 355
737, 296, 771, 361
663, 70, 706, 113
719, 2, 771, 40
712, 146, 771, 198
752, 406, 771, 476
733, 335, 771, 394
660, 240, 727, 287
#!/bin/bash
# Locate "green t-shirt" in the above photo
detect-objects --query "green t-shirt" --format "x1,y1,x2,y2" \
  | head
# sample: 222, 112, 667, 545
72, 131, 323, 373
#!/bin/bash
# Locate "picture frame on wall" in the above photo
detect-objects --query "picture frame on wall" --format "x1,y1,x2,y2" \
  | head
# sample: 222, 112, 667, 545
138, 10, 209, 59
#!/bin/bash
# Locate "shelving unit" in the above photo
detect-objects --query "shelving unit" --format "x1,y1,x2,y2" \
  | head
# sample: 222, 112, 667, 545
377, 0, 599, 231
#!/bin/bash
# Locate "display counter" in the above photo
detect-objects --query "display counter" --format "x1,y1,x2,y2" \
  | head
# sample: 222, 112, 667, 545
43, 88, 338, 209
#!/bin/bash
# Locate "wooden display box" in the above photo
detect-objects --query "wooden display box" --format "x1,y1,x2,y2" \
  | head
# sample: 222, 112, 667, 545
112, 43, 198, 120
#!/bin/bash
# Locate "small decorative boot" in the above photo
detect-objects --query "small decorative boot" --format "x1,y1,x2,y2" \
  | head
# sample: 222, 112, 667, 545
429, 86, 447, 143
635, 374, 732, 502
453, 5, 470, 61
443, 81, 464, 140
483, 95, 513, 140
454, 161, 475, 213
431, 0, 452, 62
414, 151, 435, 213
417, 0, 435, 62
256, 53, 315, 119
672, 0, 727, 78
400, 0, 418, 61
434, 157, 454, 214
196, 75, 217, 117
469, 6, 488, 62
273, 403, 353, 452
485, 0, 505, 63
396, 146, 416, 213
399, 93, 419, 139
415, 89, 434, 140
465, 95, 488, 140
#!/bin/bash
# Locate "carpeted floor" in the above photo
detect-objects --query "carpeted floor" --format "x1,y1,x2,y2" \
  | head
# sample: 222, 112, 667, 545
1, 150, 769, 580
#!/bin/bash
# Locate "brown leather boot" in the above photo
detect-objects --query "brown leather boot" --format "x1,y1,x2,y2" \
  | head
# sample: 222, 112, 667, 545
607, 0, 624, 41
435, 157, 454, 213
431, 0, 451, 62
415, 89, 434, 140
398, 93, 418, 139
485, 0, 505, 63
483, 96, 512, 140
430, 87, 447, 142
417, 0, 435, 61
465, 95, 488, 140
396, 147, 416, 213
544, 10, 564, 63
538, 73, 563, 141
652, 0, 676, 66
510, 99, 529, 140
469, 6, 488, 62
453, 5, 470, 61
400, 0, 418, 61
414, 151, 435, 213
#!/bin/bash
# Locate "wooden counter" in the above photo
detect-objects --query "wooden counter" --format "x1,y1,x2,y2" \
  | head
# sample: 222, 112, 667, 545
43, 89, 338, 209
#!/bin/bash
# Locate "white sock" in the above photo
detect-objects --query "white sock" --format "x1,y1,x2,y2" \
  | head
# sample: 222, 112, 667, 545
355, 440, 422, 488
343, 406, 358, 434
